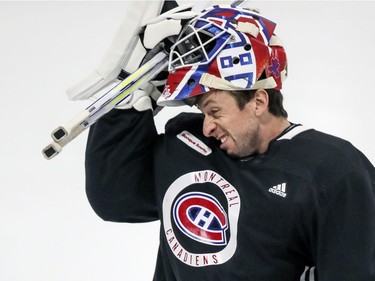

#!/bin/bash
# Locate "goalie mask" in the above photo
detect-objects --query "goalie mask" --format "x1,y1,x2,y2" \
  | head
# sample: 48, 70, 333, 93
158, 5, 287, 106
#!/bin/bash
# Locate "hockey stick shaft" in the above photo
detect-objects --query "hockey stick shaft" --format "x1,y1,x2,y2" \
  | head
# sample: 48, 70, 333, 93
42, 52, 168, 160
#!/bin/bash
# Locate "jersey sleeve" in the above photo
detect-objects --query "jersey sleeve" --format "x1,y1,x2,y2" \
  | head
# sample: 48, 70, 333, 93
85, 108, 159, 222
299, 149, 375, 280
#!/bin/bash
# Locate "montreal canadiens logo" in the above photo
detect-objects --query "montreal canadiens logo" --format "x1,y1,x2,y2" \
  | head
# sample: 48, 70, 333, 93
163, 170, 241, 267
173, 192, 228, 246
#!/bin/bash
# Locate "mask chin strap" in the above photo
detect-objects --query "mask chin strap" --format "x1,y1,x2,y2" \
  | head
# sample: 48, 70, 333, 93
200, 72, 278, 91
251, 77, 277, 89
199, 73, 243, 90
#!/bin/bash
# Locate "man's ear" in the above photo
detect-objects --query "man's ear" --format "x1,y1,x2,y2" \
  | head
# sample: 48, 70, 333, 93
254, 89, 269, 116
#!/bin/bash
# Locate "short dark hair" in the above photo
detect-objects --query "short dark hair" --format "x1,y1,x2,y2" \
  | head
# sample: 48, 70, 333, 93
227, 89, 288, 118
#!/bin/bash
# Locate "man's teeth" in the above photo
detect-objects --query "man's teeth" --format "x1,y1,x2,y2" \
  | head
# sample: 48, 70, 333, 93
220, 136, 228, 143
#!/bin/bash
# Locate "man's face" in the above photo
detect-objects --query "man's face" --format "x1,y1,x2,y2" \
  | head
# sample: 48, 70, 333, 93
197, 90, 260, 158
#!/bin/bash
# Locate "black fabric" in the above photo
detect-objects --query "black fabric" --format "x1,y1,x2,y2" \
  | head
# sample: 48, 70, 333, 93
85, 109, 159, 222
85, 110, 375, 281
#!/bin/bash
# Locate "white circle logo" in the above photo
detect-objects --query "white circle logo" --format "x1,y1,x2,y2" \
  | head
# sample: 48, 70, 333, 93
162, 170, 241, 267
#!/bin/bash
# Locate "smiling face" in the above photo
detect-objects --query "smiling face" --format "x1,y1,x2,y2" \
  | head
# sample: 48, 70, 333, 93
197, 90, 261, 158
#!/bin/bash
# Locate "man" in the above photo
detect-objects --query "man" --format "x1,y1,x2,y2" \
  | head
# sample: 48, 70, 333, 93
85, 4, 375, 280
196, 89, 290, 158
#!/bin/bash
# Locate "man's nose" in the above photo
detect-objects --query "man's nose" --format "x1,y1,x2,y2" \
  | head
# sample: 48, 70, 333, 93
203, 117, 216, 137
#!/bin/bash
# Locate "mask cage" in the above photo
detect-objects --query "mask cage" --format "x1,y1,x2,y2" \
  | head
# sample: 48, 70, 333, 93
168, 18, 232, 71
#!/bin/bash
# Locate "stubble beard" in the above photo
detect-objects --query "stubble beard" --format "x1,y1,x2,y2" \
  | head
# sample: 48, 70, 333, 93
227, 123, 260, 158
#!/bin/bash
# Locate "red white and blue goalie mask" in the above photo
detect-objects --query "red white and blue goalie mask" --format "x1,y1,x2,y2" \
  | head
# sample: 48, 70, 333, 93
158, 5, 287, 106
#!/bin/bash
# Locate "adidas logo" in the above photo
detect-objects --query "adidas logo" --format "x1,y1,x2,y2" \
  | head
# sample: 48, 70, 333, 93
268, 183, 287, 197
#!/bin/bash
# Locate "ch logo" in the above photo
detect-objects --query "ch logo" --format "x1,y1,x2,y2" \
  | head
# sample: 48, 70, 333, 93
163, 170, 240, 267
173, 192, 228, 246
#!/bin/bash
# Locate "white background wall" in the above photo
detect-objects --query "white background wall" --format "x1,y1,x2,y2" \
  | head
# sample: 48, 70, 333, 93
1, 1, 374, 280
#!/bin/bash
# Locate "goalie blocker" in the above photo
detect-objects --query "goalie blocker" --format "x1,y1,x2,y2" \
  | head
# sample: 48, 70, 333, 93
66, 0, 196, 102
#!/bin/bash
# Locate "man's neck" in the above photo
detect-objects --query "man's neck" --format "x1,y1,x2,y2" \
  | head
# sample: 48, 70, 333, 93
258, 117, 290, 154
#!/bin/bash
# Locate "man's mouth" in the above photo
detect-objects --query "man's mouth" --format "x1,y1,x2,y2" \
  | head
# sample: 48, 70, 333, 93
219, 135, 228, 144
218, 135, 229, 150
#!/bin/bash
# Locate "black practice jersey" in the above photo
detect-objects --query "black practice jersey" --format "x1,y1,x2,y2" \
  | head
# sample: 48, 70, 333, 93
85, 109, 375, 281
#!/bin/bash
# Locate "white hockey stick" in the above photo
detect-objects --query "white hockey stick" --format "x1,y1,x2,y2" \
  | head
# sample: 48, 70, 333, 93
42, 51, 168, 160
